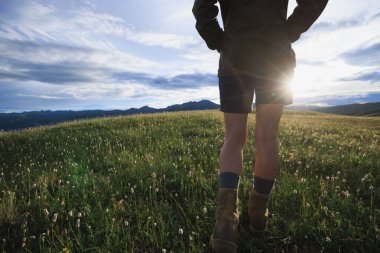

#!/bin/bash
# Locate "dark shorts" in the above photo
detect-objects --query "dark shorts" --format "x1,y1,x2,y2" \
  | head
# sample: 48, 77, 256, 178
218, 74, 293, 113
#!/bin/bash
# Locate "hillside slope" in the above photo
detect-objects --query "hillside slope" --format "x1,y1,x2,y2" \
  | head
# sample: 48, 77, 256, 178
314, 101, 380, 116
0, 110, 379, 252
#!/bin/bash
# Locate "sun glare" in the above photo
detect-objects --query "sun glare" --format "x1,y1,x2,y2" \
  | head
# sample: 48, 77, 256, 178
287, 66, 324, 96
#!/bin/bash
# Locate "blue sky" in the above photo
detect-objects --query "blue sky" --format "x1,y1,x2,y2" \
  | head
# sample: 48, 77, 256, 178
0, 0, 380, 112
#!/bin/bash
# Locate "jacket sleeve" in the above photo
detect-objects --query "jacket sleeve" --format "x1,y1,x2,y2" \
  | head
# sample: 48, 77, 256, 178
192, 0, 224, 52
286, 0, 329, 43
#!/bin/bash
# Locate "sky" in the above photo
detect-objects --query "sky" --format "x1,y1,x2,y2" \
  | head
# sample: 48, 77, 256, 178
0, 0, 380, 112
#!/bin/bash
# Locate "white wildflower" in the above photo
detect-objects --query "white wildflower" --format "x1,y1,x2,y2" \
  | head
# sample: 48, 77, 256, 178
341, 190, 350, 197
52, 213, 58, 223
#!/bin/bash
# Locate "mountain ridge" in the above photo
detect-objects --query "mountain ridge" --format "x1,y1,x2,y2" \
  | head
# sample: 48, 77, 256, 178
1, 100, 379, 131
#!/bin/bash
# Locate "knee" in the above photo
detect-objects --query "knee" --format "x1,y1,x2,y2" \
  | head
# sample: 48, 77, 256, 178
255, 127, 278, 145
225, 129, 247, 149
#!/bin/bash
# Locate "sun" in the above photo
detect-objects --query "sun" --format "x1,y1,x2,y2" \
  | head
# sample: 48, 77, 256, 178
286, 66, 322, 96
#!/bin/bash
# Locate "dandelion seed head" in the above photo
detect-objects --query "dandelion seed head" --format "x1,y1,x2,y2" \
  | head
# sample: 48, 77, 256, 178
341, 190, 350, 197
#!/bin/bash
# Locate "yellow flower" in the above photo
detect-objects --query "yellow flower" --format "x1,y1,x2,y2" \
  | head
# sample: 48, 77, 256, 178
63, 247, 71, 253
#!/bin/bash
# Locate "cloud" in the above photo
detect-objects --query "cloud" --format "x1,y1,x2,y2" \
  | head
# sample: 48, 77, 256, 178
16, 94, 63, 99
292, 92, 380, 106
72, 8, 197, 49
113, 71, 218, 90
0, 38, 158, 84
340, 41, 380, 66
0, 2, 197, 50
0, 36, 216, 88
337, 71, 380, 82
308, 18, 363, 34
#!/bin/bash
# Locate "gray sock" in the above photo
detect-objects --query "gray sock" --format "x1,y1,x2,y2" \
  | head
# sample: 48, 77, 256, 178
219, 172, 240, 189
253, 174, 275, 194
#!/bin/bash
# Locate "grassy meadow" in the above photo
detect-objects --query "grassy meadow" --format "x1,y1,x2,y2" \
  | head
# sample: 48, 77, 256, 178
0, 109, 379, 252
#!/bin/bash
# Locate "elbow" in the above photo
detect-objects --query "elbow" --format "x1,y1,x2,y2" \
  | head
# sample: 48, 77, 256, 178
192, 1, 200, 18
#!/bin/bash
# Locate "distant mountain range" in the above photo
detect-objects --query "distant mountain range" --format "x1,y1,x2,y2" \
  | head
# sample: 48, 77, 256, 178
1, 100, 379, 131
312, 102, 380, 116
0, 100, 219, 131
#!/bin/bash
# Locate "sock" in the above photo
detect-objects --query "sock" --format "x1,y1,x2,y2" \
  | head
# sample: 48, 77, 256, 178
253, 175, 275, 195
219, 172, 240, 189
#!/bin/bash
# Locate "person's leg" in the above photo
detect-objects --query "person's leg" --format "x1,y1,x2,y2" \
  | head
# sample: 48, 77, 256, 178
210, 75, 253, 253
254, 104, 284, 182
220, 112, 248, 176
247, 103, 284, 236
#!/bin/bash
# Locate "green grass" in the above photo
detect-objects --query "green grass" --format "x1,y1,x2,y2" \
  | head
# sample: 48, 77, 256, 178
0, 109, 379, 252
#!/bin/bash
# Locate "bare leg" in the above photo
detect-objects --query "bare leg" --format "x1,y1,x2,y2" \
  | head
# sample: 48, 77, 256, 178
219, 112, 249, 175
254, 104, 284, 180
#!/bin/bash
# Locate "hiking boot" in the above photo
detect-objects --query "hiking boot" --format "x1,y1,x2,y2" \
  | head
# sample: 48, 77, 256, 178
209, 188, 239, 253
247, 187, 270, 237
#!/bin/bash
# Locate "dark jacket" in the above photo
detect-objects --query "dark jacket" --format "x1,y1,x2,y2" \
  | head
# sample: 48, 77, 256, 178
192, 0, 328, 80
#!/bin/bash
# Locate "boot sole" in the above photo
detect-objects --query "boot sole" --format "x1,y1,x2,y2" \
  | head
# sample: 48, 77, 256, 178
209, 233, 237, 253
